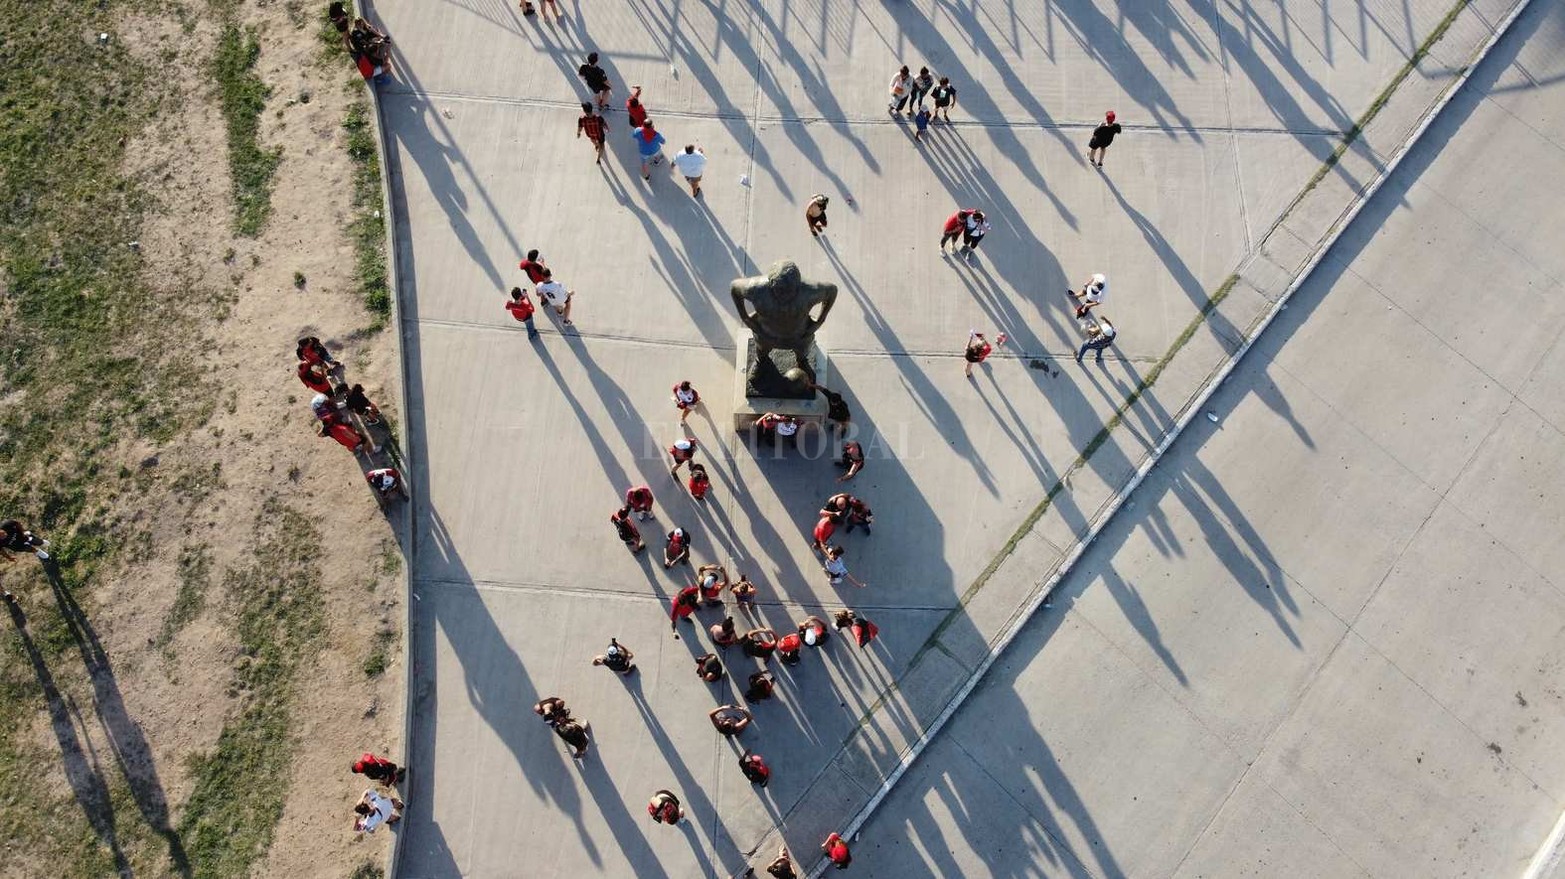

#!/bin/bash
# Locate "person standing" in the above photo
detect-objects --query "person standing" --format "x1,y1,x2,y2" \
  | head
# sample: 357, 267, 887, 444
1075, 316, 1118, 364
625, 85, 648, 128
960, 209, 991, 255
809, 383, 852, 436
670, 582, 701, 634
632, 120, 667, 182
534, 696, 571, 726
535, 268, 574, 325
518, 249, 547, 288
835, 439, 865, 482
576, 103, 608, 164
694, 652, 724, 682
708, 704, 752, 736
696, 562, 729, 605
821, 832, 853, 869
672, 380, 701, 422
0, 520, 49, 561
365, 468, 407, 505
731, 572, 758, 610
914, 106, 931, 142
687, 463, 711, 500
664, 527, 692, 568
964, 331, 993, 378
908, 66, 935, 111
1071, 273, 1108, 317
888, 65, 911, 114
296, 336, 341, 371
353, 789, 404, 833
611, 506, 645, 553
578, 52, 611, 110
555, 717, 590, 759
835, 609, 880, 648
671, 144, 707, 198
930, 76, 958, 123
822, 546, 867, 589
765, 845, 798, 878
504, 287, 539, 339
1087, 110, 1122, 168
940, 208, 975, 253
591, 637, 637, 675
805, 194, 830, 237
648, 790, 684, 825
625, 485, 655, 520
298, 361, 334, 394
739, 749, 771, 786
709, 615, 738, 647
668, 436, 698, 475
342, 383, 383, 425
351, 752, 406, 786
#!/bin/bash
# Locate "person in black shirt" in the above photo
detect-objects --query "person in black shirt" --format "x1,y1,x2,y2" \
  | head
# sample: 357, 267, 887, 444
579, 52, 611, 111
1088, 110, 1122, 168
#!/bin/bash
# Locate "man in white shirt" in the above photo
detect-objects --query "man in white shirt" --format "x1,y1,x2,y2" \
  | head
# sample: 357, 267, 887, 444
671, 144, 707, 197
353, 789, 403, 833
535, 267, 575, 326
1072, 273, 1107, 317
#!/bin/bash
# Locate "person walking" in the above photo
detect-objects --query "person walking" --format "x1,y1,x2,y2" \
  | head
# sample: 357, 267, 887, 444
611, 506, 646, 554
353, 789, 404, 833
835, 439, 865, 482
822, 546, 867, 588
765, 845, 798, 878
687, 463, 711, 500
578, 52, 611, 110
668, 436, 698, 475
576, 103, 608, 165
535, 268, 574, 325
351, 752, 407, 786
1075, 316, 1118, 364
647, 790, 684, 825
1087, 110, 1122, 168
914, 106, 931, 142
964, 331, 996, 378
0, 520, 49, 562
821, 832, 854, 869
670, 582, 701, 634
625, 485, 655, 520
672, 380, 701, 422
709, 704, 752, 736
835, 609, 880, 648
960, 209, 991, 255
663, 527, 692, 568
694, 652, 724, 682
555, 717, 591, 759
805, 194, 830, 237
908, 66, 935, 111
518, 249, 547, 288
940, 208, 976, 253
1071, 273, 1108, 317
930, 76, 958, 123
625, 84, 648, 128
888, 65, 911, 114
591, 637, 637, 675
671, 144, 707, 197
632, 120, 667, 181
739, 749, 771, 786
504, 287, 539, 339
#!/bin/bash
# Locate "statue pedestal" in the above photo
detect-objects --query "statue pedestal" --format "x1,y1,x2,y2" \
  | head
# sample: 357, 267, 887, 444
731, 335, 830, 431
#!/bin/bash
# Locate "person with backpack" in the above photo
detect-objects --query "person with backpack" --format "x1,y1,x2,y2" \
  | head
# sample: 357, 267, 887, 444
591, 637, 636, 676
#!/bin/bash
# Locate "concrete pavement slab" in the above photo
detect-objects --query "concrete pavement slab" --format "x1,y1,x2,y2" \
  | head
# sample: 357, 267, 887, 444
1168, 770, 1373, 879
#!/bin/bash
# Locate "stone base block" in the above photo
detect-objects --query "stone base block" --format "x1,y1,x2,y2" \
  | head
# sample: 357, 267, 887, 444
732, 335, 830, 431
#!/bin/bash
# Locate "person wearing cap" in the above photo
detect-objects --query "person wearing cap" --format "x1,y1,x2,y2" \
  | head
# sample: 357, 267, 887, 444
663, 527, 692, 568
1072, 273, 1108, 317
696, 563, 729, 605
632, 120, 667, 181
1088, 110, 1122, 168
591, 637, 637, 675
1076, 315, 1118, 365
668, 436, 698, 475
805, 194, 830, 237
821, 832, 853, 869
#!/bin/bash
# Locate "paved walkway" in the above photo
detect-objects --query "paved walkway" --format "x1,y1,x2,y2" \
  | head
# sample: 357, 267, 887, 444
364, 0, 1549, 875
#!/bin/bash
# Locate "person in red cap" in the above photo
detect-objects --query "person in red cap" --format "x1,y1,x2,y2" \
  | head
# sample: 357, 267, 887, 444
940, 208, 977, 254
821, 832, 853, 869
664, 527, 692, 568
625, 485, 655, 520
1088, 110, 1122, 168
670, 583, 701, 635
351, 752, 406, 785
687, 463, 711, 500
668, 436, 698, 475
739, 749, 771, 786
647, 789, 684, 825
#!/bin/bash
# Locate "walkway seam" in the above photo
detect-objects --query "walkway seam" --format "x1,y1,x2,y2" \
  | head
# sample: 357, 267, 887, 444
806, 0, 1538, 874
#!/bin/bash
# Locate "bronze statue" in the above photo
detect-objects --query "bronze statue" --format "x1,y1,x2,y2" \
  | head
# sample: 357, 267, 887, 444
731, 260, 837, 395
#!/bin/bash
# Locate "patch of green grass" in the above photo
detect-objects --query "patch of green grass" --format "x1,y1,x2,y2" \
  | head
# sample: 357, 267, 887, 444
362, 622, 398, 678
157, 543, 212, 655
213, 21, 282, 235
178, 499, 326, 878
344, 98, 391, 325
349, 862, 386, 879
318, 5, 349, 59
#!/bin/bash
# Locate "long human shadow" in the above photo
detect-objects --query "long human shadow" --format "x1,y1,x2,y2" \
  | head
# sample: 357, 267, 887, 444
5, 597, 132, 878
44, 563, 190, 877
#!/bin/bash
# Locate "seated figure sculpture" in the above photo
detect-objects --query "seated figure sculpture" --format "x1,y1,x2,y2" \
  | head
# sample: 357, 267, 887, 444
731, 260, 837, 398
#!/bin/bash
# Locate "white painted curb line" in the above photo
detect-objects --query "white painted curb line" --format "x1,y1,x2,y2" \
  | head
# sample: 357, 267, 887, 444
1524, 806, 1565, 879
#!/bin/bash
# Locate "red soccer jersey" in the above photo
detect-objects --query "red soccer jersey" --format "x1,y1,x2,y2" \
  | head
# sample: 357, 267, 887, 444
626, 100, 647, 128
519, 259, 548, 284
813, 517, 836, 545
505, 298, 535, 322
688, 476, 709, 499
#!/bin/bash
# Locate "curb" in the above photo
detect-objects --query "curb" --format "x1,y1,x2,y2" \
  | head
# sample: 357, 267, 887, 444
808, 0, 1538, 874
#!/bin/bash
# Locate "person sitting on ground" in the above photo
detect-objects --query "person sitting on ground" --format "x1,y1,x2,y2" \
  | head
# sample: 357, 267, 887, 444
754, 412, 800, 446
709, 615, 738, 647
353, 788, 404, 833
745, 670, 775, 702
694, 652, 724, 683
663, 527, 691, 568
835, 439, 865, 482
696, 562, 729, 605
365, 467, 407, 504
591, 637, 636, 675
741, 627, 778, 659
708, 704, 752, 736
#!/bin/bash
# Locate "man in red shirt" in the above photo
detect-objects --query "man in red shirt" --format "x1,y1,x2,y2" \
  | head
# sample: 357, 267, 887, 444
576, 103, 607, 164
668, 437, 698, 475
669, 583, 700, 635
351, 752, 406, 785
625, 485, 655, 520
504, 287, 538, 339
812, 515, 837, 553
940, 208, 976, 253
518, 249, 547, 287
821, 832, 853, 869
625, 85, 648, 128
738, 749, 771, 786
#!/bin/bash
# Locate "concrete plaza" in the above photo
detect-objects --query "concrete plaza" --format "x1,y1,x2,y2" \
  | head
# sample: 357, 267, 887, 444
365, 0, 1561, 875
